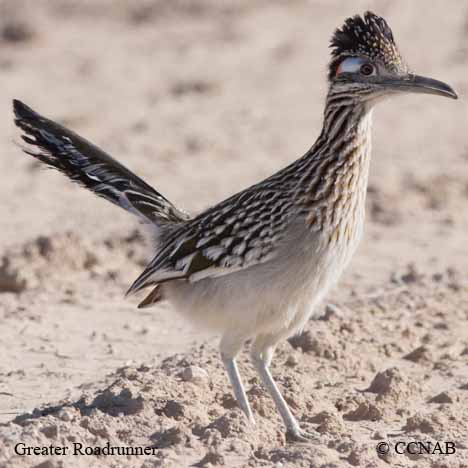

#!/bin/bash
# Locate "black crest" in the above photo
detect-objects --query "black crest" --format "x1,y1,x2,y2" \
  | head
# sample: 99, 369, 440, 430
328, 11, 404, 79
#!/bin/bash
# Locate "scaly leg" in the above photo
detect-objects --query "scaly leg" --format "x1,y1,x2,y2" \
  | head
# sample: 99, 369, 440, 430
250, 336, 319, 442
220, 333, 255, 424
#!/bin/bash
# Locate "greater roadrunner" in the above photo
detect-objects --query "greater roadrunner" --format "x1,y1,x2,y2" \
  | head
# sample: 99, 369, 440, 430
13, 12, 456, 441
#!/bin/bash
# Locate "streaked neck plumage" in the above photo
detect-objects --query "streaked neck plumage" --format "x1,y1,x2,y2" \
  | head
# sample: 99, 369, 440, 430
296, 88, 374, 238
321, 87, 373, 149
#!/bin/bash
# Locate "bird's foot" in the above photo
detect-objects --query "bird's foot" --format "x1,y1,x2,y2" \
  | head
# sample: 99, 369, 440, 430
286, 427, 320, 443
238, 405, 255, 426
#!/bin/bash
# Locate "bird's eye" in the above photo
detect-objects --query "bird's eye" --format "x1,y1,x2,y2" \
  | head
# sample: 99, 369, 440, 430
336, 57, 371, 76
360, 63, 375, 76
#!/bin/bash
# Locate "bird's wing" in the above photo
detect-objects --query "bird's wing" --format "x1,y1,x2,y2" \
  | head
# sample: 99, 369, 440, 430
127, 185, 294, 295
13, 99, 188, 224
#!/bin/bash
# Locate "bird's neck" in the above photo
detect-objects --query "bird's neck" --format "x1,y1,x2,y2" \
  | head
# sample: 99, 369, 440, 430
295, 95, 374, 232
320, 93, 373, 152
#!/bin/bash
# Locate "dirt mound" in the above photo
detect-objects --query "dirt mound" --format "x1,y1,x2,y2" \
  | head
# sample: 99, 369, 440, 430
1, 279, 467, 467
0, 229, 148, 294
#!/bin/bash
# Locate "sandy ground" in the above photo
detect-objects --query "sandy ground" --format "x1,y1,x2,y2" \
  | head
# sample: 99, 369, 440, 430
0, 1, 468, 467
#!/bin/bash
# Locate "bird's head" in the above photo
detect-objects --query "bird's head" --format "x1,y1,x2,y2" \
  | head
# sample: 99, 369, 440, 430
328, 12, 457, 104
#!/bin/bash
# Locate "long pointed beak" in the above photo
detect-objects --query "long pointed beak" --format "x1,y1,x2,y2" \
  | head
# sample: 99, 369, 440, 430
383, 74, 458, 100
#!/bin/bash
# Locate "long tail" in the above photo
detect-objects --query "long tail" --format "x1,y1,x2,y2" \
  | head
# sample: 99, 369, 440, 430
13, 99, 189, 225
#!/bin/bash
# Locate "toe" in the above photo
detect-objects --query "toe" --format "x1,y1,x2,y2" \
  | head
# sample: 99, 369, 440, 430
286, 428, 320, 443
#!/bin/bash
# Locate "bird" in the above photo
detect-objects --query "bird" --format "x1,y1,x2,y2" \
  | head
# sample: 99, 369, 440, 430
13, 11, 457, 442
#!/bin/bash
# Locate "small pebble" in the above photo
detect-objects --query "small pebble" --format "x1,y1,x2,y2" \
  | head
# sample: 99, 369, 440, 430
285, 353, 299, 367
372, 430, 386, 440
40, 424, 58, 439
181, 365, 208, 383
57, 407, 76, 422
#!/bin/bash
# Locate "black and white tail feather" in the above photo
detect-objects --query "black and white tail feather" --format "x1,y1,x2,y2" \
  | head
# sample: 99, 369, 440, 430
13, 99, 189, 225
13, 99, 193, 308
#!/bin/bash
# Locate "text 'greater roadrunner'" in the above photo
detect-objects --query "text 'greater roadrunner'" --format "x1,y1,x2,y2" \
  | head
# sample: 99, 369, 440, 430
13, 12, 457, 441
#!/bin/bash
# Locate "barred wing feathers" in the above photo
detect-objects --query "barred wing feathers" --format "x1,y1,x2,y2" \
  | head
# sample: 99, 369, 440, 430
127, 186, 293, 295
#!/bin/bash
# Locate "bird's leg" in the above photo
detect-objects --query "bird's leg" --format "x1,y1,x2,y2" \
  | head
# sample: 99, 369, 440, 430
221, 355, 255, 424
220, 334, 255, 425
250, 337, 319, 443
